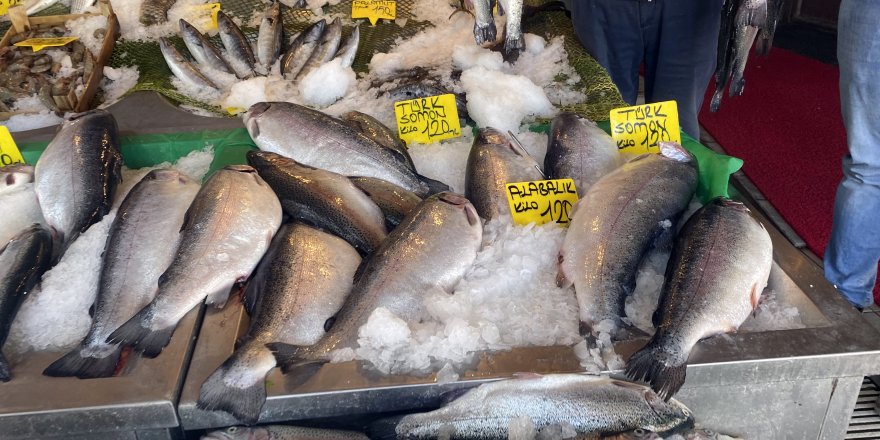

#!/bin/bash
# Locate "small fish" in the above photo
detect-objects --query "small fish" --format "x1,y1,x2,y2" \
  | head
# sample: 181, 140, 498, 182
107, 166, 282, 358
203, 425, 369, 440
498, 0, 524, 58
333, 24, 360, 68
472, 0, 497, 45
281, 19, 326, 78
341, 110, 415, 170
626, 197, 773, 400
218, 11, 257, 79
0, 165, 45, 248
257, 2, 284, 69
180, 19, 233, 74
159, 37, 219, 90
197, 224, 360, 424
465, 127, 544, 220
350, 177, 422, 229
729, 0, 767, 97
545, 112, 621, 194
371, 374, 694, 439
709, 0, 743, 112
0, 225, 53, 382
140, 0, 177, 25
295, 17, 342, 81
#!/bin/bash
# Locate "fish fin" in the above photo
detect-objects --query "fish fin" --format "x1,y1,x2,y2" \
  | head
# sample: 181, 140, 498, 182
323, 316, 336, 332
555, 253, 572, 288
750, 283, 760, 310
368, 416, 405, 440
197, 347, 270, 425
264, 342, 326, 378
106, 307, 178, 358
416, 173, 451, 196
473, 21, 497, 46
625, 340, 687, 401
207, 287, 233, 309
43, 344, 122, 378
710, 87, 725, 113
0, 351, 10, 382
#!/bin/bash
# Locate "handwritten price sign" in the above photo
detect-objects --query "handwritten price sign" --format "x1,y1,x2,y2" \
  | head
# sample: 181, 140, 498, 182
505, 178, 579, 226
352, 0, 395, 25
0, 127, 25, 166
0, 0, 23, 16
394, 94, 461, 145
610, 100, 681, 155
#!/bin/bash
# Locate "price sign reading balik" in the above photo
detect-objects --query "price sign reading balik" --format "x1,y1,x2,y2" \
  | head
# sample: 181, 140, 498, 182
610, 100, 681, 155
505, 178, 579, 226
394, 94, 461, 145
352, 0, 395, 25
0, 126, 25, 166
14, 37, 78, 52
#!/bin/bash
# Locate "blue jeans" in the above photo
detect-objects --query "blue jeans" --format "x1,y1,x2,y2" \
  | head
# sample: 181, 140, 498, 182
569, 0, 722, 139
824, 0, 880, 309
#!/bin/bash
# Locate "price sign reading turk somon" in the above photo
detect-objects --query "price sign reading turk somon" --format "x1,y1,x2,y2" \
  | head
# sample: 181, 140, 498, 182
505, 178, 579, 226
394, 94, 461, 145
352, 0, 395, 25
610, 100, 681, 155
0, 127, 25, 166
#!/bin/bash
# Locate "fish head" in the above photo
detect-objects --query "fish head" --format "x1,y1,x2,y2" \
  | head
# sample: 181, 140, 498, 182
243, 102, 273, 138
475, 127, 508, 146
644, 393, 695, 435
200, 426, 269, 440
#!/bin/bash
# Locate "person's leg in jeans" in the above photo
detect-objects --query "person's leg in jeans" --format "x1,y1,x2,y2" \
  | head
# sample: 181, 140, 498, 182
570, 0, 642, 105
824, 0, 880, 309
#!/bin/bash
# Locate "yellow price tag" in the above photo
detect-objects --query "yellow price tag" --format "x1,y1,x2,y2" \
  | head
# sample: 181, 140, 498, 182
352, 0, 395, 25
505, 178, 579, 226
609, 100, 681, 155
0, 0, 24, 16
188, 3, 222, 30
13, 37, 78, 52
394, 94, 461, 145
0, 126, 26, 166
225, 107, 245, 115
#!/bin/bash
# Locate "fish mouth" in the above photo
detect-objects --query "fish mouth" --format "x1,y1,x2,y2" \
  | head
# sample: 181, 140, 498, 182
246, 102, 271, 120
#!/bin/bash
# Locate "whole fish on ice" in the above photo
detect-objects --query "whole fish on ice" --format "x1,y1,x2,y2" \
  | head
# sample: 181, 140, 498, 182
180, 19, 233, 74
295, 17, 342, 81
160, 37, 219, 90
341, 110, 415, 171
0, 165, 45, 248
218, 11, 257, 79
545, 112, 621, 194
281, 19, 326, 78
257, 2, 284, 70
333, 24, 360, 68
626, 197, 773, 400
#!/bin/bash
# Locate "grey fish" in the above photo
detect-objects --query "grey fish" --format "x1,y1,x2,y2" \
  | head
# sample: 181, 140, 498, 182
243, 102, 449, 197
545, 112, 621, 195
203, 425, 369, 440
466, 127, 544, 220
267, 192, 482, 383
295, 17, 342, 81
107, 166, 282, 358
140, 0, 176, 25
558, 142, 697, 338
197, 223, 360, 424
709, 0, 742, 112
257, 2, 284, 69
333, 24, 360, 68
0, 225, 52, 382
180, 19, 233, 74
350, 177, 422, 228
0, 165, 45, 248
372, 374, 694, 439
472, 0, 497, 45
729, 0, 767, 97
218, 11, 257, 79
34, 109, 122, 249
498, 0, 524, 58
626, 197, 772, 400
281, 19, 326, 78
159, 37, 219, 90
44, 170, 200, 379
247, 151, 388, 254
386, 83, 469, 122
341, 110, 415, 170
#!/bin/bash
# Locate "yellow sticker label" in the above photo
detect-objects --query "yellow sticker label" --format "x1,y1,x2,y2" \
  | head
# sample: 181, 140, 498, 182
188, 3, 222, 31
225, 107, 246, 115
505, 178, 579, 226
352, 0, 396, 25
609, 100, 681, 155
394, 94, 462, 145
13, 37, 78, 52
0, 0, 23, 16
0, 127, 26, 166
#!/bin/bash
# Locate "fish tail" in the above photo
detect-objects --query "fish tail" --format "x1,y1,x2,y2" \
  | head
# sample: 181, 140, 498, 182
43, 344, 122, 378
474, 21, 497, 45
197, 340, 273, 425
106, 307, 177, 358
625, 340, 687, 401
417, 174, 452, 196
710, 87, 725, 112
0, 351, 10, 382
265, 342, 326, 385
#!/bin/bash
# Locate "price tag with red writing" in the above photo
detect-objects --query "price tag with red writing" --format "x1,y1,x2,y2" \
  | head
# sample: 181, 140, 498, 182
394, 94, 461, 145
352, 0, 395, 25
610, 100, 681, 155
505, 178, 579, 226
0, 126, 25, 166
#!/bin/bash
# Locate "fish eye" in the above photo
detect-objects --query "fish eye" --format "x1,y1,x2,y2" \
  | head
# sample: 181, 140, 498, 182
227, 427, 238, 433
634, 429, 646, 436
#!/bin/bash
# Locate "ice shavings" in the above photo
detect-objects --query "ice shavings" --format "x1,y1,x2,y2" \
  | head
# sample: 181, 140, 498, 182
65, 14, 109, 56
100, 66, 140, 106
410, 0, 458, 24
460, 66, 556, 133
298, 58, 357, 108
1, 96, 64, 132
408, 130, 474, 194
740, 289, 806, 332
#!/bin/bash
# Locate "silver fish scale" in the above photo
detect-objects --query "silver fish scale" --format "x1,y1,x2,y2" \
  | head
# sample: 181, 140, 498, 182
545, 112, 621, 195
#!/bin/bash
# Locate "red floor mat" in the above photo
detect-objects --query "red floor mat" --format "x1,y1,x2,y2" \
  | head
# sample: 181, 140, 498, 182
698, 47, 880, 304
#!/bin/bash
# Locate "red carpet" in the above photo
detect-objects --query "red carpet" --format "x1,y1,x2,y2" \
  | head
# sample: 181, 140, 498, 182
698, 47, 880, 304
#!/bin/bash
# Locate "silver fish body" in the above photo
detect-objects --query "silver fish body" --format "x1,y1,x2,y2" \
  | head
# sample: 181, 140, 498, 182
295, 17, 342, 81
257, 2, 284, 69
34, 109, 122, 248
710, 0, 742, 112
180, 19, 233, 74
140, 0, 176, 25
559, 142, 697, 337
333, 24, 360, 68
203, 425, 369, 440
350, 176, 422, 228
267, 193, 482, 382
341, 110, 415, 170
197, 223, 360, 424
498, 0, 524, 57
44, 170, 199, 379
626, 197, 773, 400
247, 151, 388, 254
159, 37, 219, 90
729, 0, 767, 97
281, 19, 326, 78
472, 0, 496, 45
545, 112, 621, 195
0, 225, 52, 381
107, 166, 282, 358
465, 127, 544, 220
378, 375, 694, 439
244, 102, 448, 197
0, 165, 45, 248
218, 11, 257, 78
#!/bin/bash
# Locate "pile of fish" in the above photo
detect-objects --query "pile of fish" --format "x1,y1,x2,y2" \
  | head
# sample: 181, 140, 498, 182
710, 0, 784, 111
161, 4, 360, 91
0, 25, 101, 114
